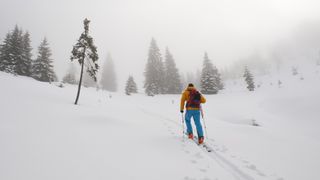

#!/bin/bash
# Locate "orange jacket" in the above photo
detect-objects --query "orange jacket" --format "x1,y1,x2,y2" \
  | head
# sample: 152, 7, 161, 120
180, 87, 206, 111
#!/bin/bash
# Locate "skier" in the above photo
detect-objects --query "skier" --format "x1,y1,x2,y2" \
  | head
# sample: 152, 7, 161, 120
180, 83, 206, 144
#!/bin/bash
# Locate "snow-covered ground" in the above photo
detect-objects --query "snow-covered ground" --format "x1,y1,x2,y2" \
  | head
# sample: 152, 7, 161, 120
0, 69, 320, 180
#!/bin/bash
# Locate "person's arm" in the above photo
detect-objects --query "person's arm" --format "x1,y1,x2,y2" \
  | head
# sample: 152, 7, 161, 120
200, 95, 206, 104
180, 92, 186, 112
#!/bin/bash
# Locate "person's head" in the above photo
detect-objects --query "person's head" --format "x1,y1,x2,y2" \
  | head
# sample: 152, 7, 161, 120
188, 83, 194, 88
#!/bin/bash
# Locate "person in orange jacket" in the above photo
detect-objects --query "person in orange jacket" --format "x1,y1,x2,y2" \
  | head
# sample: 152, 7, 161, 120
180, 83, 206, 144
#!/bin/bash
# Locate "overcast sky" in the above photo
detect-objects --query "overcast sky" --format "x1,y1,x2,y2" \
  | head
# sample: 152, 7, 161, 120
1, 0, 320, 88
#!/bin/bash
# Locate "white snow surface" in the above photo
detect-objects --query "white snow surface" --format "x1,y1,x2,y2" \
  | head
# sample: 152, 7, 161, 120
1, 71, 320, 180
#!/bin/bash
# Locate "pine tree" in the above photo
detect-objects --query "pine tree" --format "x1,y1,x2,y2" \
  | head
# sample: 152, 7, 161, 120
32, 38, 57, 82
0, 26, 33, 77
62, 62, 77, 84
200, 52, 218, 94
0, 26, 24, 74
125, 75, 138, 95
243, 66, 255, 91
0, 32, 13, 72
10, 25, 24, 75
71, 18, 99, 105
21, 31, 33, 76
164, 47, 182, 94
100, 53, 117, 92
144, 38, 165, 96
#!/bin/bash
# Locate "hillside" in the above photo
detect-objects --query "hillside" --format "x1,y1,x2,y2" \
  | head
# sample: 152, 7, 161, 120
0, 71, 320, 180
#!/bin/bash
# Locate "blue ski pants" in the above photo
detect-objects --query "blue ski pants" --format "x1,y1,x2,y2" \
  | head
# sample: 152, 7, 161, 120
185, 110, 204, 137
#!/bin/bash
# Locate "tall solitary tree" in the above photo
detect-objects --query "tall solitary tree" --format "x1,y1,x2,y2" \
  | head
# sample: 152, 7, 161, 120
71, 18, 99, 105
125, 75, 138, 95
200, 52, 219, 94
164, 47, 182, 94
32, 38, 57, 82
144, 38, 165, 96
243, 66, 255, 91
100, 53, 117, 92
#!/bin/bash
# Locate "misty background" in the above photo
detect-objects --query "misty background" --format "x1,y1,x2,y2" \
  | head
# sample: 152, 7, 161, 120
1, 0, 320, 90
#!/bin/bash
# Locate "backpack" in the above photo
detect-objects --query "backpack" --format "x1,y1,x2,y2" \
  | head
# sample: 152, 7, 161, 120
186, 89, 201, 108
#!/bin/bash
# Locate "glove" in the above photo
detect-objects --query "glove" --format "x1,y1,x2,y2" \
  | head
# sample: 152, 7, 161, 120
180, 110, 184, 113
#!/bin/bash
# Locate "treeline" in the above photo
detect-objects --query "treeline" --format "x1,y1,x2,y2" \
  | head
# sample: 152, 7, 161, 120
143, 38, 223, 96
0, 22, 238, 98
0, 25, 57, 82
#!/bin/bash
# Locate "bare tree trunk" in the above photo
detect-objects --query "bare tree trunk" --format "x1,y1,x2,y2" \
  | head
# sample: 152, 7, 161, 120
74, 50, 86, 105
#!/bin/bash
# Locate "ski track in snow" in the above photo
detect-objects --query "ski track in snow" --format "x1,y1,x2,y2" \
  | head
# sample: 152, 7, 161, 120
139, 107, 283, 180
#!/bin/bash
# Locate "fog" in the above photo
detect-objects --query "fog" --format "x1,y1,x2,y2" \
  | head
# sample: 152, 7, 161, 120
1, 0, 320, 89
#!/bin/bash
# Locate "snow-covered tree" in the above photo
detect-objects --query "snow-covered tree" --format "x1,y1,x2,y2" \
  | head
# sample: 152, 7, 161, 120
125, 75, 138, 95
0, 26, 33, 77
21, 31, 33, 76
200, 52, 220, 94
243, 66, 255, 91
9, 25, 24, 75
100, 53, 117, 92
144, 38, 165, 96
62, 62, 77, 84
71, 18, 99, 105
0, 26, 24, 75
0, 32, 13, 72
164, 47, 182, 94
32, 38, 57, 82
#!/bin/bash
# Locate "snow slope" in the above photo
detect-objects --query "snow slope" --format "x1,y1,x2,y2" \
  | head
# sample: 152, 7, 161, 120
0, 71, 320, 180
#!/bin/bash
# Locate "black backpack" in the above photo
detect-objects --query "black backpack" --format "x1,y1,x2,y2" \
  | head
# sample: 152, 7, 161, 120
186, 89, 201, 108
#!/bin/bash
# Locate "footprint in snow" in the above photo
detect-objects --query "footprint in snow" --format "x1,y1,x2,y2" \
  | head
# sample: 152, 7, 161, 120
194, 152, 203, 159
184, 176, 197, 180
242, 159, 249, 164
190, 160, 197, 164
199, 168, 207, 173
247, 164, 256, 170
201, 178, 211, 180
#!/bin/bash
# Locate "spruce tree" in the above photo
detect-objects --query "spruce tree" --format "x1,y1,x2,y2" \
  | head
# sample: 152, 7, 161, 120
0, 32, 13, 72
100, 53, 117, 92
71, 18, 99, 105
243, 66, 255, 91
144, 38, 165, 96
200, 52, 218, 94
164, 47, 182, 94
62, 62, 77, 84
32, 38, 57, 82
10, 25, 24, 75
125, 75, 138, 95
21, 31, 33, 76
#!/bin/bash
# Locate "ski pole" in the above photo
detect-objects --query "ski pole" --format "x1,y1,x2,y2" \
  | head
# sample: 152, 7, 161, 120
181, 112, 185, 141
200, 106, 209, 140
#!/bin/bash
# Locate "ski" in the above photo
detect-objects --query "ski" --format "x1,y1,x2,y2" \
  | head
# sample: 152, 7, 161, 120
192, 136, 213, 152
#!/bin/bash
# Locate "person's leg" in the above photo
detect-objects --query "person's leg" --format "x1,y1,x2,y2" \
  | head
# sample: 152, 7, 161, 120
192, 110, 203, 138
185, 110, 193, 135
